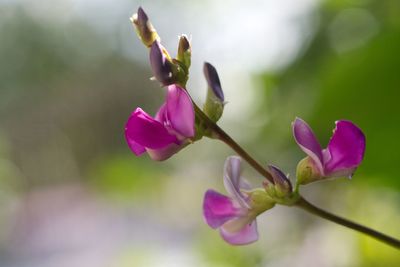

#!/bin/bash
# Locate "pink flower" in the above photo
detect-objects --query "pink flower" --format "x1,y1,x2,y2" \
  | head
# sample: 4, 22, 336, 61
125, 84, 195, 160
293, 117, 366, 181
203, 156, 275, 245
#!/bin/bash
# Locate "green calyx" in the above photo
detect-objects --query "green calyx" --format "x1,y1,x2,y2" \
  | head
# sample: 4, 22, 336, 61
264, 182, 299, 206
203, 90, 224, 123
296, 157, 322, 185
247, 189, 276, 216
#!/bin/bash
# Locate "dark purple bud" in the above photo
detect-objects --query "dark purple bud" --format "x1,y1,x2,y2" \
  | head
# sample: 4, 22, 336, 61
150, 41, 175, 85
131, 7, 159, 47
203, 62, 224, 102
268, 165, 292, 192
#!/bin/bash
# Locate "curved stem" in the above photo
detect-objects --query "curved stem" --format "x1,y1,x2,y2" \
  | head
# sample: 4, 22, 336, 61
213, 123, 274, 183
296, 197, 400, 248
193, 104, 274, 183
193, 105, 400, 249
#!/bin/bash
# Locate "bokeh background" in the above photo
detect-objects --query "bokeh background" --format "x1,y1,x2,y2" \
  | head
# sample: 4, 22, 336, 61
0, 0, 399, 266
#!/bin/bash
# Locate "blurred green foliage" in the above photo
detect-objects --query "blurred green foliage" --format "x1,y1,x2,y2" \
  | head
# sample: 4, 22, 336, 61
87, 154, 170, 202
260, 0, 400, 190
0, 8, 164, 188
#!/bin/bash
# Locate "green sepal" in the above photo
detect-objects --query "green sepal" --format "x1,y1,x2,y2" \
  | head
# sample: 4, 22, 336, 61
296, 157, 322, 185
203, 88, 224, 123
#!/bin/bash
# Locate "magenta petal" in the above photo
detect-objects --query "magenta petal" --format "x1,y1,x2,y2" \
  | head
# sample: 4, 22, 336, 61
324, 120, 366, 176
203, 190, 241, 229
125, 108, 178, 150
155, 103, 167, 124
126, 138, 146, 156
293, 118, 324, 173
220, 220, 258, 245
223, 156, 250, 209
147, 143, 182, 161
166, 85, 195, 138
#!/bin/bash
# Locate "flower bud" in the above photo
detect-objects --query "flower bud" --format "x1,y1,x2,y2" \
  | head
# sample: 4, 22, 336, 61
263, 165, 293, 202
150, 41, 179, 85
269, 165, 292, 196
130, 7, 160, 47
296, 156, 323, 185
177, 35, 191, 70
203, 62, 225, 122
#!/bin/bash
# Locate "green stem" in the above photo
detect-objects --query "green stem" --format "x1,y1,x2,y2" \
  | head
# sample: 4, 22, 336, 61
296, 197, 400, 248
193, 105, 400, 249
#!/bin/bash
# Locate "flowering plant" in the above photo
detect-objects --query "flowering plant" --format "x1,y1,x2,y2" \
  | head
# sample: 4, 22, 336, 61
124, 7, 400, 248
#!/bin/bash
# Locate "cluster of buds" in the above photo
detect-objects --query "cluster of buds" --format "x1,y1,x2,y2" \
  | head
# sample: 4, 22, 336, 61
126, 7, 366, 245
132, 7, 191, 87
125, 7, 226, 160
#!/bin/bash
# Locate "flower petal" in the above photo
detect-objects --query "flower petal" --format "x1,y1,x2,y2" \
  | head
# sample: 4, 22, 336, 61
166, 85, 195, 138
223, 156, 250, 209
154, 103, 167, 124
203, 62, 224, 102
150, 41, 174, 85
125, 108, 178, 150
220, 215, 253, 233
125, 138, 146, 156
203, 190, 241, 229
220, 220, 258, 245
224, 156, 241, 187
147, 142, 188, 161
324, 120, 366, 176
292, 118, 324, 173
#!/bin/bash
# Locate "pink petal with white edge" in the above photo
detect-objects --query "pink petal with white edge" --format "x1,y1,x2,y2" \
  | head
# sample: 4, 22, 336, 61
166, 85, 195, 138
220, 220, 258, 245
292, 118, 324, 173
223, 156, 250, 209
146, 143, 182, 161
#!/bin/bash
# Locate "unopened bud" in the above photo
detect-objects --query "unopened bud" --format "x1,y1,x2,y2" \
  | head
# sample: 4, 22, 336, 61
177, 35, 191, 69
263, 165, 294, 203
131, 7, 159, 47
150, 41, 178, 85
268, 165, 292, 196
203, 62, 225, 122
203, 62, 224, 101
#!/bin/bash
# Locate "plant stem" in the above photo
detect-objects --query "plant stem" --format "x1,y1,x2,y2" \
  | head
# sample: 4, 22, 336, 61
296, 197, 400, 248
193, 104, 274, 183
193, 105, 400, 249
